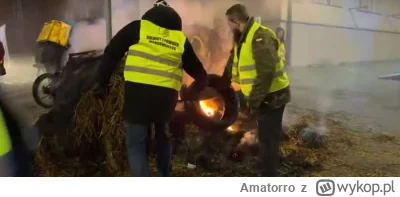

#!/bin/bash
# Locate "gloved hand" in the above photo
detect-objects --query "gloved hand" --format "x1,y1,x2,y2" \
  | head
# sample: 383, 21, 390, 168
215, 76, 231, 91
180, 85, 200, 101
180, 74, 209, 100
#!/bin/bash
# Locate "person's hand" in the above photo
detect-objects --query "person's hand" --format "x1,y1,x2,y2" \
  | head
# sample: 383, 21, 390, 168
180, 85, 200, 101
216, 77, 231, 91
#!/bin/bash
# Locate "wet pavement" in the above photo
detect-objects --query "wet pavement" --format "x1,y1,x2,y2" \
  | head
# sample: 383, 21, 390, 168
287, 60, 400, 134
0, 56, 399, 154
0, 56, 45, 152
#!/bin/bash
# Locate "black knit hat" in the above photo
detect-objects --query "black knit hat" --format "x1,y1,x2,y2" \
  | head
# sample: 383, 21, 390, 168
154, 0, 169, 7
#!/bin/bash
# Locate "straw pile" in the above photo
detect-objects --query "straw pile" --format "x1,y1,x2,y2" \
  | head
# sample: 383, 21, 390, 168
279, 114, 324, 176
34, 56, 400, 177
168, 113, 326, 177
34, 90, 327, 177
34, 68, 128, 176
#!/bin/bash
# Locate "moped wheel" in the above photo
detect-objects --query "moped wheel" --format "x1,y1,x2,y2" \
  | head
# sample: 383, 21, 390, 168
32, 73, 55, 108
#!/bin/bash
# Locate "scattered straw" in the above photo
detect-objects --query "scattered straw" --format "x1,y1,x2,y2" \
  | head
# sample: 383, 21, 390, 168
35, 67, 128, 176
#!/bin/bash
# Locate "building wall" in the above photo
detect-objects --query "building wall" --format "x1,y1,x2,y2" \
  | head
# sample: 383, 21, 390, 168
280, 0, 400, 67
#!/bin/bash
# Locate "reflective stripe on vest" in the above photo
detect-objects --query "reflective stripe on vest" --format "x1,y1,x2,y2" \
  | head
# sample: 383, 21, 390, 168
124, 20, 186, 91
232, 22, 289, 96
0, 109, 12, 157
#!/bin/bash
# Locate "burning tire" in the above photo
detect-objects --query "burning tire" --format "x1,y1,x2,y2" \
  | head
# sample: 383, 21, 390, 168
182, 74, 239, 131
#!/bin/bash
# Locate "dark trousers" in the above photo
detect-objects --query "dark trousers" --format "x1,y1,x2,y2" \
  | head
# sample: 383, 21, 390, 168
125, 122, 172, 177
257, 104, 286, 177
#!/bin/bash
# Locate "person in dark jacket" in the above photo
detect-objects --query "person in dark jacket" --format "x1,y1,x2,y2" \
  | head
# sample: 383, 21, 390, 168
0, 41, 6, 76
98, 0, 207, 177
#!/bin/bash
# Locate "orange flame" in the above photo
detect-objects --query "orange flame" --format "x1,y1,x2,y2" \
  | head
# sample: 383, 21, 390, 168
226, 125, 240, 134
199, 100, 215, 117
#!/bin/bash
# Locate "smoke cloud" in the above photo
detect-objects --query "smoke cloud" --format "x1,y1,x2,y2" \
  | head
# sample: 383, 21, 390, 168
238, 129, 258, 147
66, 0, 239, 79
68, 0, 140, 54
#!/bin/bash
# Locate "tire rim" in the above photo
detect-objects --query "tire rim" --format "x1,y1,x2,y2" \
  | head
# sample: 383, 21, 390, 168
37, 77, 54, 106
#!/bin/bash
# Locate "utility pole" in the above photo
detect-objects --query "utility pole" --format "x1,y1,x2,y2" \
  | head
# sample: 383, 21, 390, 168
105, 0, 112, 43
286, 0, 293, 66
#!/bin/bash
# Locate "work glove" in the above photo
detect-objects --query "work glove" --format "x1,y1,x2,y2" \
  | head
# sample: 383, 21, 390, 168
180, 84, 201, 101
215, 76, 231, 91
180, 74, 209, 100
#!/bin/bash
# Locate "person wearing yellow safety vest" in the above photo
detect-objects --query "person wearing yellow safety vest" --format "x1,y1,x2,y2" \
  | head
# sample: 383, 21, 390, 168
222, 4, 291, 177
97, 0, 207, 177
0, 108, 13, 176
0, 99, 34, 177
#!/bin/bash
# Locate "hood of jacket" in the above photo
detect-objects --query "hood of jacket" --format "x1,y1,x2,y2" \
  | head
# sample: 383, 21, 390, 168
141, 6, 182, 31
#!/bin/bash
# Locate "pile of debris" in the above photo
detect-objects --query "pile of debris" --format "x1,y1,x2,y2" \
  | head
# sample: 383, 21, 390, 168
34, 51, 129, 176
169, 113, 326, 177
33, 51, 328, 177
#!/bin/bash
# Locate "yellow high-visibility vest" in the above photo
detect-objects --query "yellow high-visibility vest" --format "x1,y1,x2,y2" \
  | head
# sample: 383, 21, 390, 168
124, 20, 186, 91
278, 43, 286, 62
232, 22, 289, 97
0, 109, 12, 157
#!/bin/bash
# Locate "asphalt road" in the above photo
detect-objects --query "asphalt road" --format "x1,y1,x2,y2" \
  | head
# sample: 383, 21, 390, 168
0, 56, 45, 152
287, 60, 400, 134
1, 56, 399, 152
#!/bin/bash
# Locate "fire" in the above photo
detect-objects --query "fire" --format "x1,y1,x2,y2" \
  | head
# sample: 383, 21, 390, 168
199, 100, 215, 117
198, 97, 225, 120
226, 124, 240, 134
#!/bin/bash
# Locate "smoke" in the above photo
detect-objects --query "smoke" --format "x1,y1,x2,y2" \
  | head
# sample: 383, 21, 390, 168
68, 19, 107, 53
238, 129, 258, 147
67, 0, 239, 53
67, 0, 140, 54
168, 0, 239, 84
66, 0, 238, 84
169, 0, 240, 26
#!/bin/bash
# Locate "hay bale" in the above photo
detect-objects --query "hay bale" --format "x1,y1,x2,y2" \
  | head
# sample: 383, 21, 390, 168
72, 69, 127, 176
34, 61, 128, 176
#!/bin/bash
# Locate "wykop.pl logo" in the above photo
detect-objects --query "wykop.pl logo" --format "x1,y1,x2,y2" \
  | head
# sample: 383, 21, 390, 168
316, 179, 335, 196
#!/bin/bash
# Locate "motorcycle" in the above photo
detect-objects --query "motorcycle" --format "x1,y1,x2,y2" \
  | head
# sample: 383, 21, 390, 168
32, 50, 102, 108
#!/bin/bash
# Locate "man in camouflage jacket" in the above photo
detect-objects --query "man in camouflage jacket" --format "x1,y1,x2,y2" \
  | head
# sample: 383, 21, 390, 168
222, 4, 291, 176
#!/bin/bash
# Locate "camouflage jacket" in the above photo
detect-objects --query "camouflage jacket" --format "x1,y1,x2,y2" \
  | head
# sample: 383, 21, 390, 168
222, 18, 291, 109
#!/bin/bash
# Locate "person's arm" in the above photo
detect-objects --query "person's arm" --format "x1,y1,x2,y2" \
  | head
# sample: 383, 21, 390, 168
248, 29, 279, 109
98, 20, 140, 87
181, 39, 207, 91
